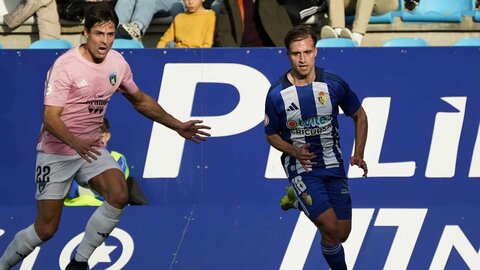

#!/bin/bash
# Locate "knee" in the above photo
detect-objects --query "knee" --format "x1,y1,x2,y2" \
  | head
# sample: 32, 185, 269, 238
105, 190, 129, 208
34, 223, 58, 241
339, 232, 350, 243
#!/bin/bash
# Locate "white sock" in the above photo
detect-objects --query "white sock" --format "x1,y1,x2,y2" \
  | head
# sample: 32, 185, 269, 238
334, 28, 342, 36
352, 32, 364, 45
74, 202, 123, 262
0, 224, 43, 269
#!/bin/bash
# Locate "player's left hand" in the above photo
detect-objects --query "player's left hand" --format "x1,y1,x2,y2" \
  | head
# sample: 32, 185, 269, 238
350, 156, 368, 177
177, 120, 211, 143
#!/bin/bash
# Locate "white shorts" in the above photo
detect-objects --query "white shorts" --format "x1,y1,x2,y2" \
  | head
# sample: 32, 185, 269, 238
35, 148, 122, 200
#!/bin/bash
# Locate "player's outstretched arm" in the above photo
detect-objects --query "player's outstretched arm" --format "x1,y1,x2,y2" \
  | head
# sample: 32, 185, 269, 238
123, 90, 211, 143
350, 106, 368, 177
43, 105, 101, 162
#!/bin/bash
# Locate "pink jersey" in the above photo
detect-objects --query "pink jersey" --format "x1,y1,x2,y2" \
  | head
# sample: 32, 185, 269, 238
37, 46, 139, 155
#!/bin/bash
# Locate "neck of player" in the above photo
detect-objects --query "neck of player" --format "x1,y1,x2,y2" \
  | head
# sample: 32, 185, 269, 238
288, 71, 315, 86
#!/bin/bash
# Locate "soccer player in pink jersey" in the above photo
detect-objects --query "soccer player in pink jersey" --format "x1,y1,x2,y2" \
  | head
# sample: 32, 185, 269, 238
0, 3, 210, 270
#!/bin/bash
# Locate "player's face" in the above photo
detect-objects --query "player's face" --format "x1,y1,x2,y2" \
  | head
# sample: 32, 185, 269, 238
184, 0, 204, 13
83, 21, 116, 63
287, 37, 317, 78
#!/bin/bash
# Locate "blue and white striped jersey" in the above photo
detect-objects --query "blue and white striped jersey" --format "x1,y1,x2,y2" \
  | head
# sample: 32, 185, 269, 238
264, 67, 361, 178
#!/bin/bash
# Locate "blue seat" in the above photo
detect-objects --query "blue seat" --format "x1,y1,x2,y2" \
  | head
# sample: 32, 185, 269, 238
475, 10, 480, 22
346, 0, 404, 24
112, 39, 144, 49
316, 38, 357, 48
382, 37, 429, 47
402, 0, 475, 22
28, 39, 73, 49
454, 37, 480, 46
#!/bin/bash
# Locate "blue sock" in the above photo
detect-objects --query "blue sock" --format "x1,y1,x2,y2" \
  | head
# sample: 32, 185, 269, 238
321, 242, 347, 270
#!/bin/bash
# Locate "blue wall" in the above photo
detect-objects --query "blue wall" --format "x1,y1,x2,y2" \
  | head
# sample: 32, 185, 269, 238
0, 47, 479, 269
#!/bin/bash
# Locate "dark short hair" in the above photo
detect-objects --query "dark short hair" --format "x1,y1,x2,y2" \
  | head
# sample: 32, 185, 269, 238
284, 25, 318, 52
84, 3, 119, 31
101, 117, 110, 133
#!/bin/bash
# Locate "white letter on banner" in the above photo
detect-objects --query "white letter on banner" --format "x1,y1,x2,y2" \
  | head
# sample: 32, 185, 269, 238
374, 208, 427, 270
280, 209, 374, 270
143, 63, 270, 178
426, 97, 466, 178
469, 123, 480, 177
430, 225, 480, 269
348, 98, 416, 178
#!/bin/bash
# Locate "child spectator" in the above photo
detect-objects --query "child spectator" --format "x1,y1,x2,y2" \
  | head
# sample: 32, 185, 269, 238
156, 0, 216, 48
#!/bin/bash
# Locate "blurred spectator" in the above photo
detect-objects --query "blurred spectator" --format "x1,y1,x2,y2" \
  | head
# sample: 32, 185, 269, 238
3, 0, 60, 39
64, 118, 131, 206
215, 0, 293, 47
321, 0, 398, 46
115, 0, 185, 41
156, 0, 216, 48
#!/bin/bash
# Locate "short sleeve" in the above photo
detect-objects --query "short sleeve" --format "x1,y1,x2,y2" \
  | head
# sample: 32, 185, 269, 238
44, 60, 71, 107
264, 91, 281, 135
117, 59, 139, 94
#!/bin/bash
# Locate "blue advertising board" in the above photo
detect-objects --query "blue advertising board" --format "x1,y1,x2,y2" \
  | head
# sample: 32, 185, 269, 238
0, 47, 479, 269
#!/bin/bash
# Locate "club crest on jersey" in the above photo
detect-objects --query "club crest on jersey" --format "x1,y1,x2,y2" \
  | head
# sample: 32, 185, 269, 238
109, 72, 117, 86
318, 91, 327, 106
302, 192, 313, 205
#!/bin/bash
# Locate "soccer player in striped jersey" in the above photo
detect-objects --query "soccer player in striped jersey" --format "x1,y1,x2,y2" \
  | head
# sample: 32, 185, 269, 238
264, 25, 368, 270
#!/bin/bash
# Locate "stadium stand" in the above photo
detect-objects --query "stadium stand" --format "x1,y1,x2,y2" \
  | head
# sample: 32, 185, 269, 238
112, 38, 145, 49
0, 0, 479, 47
454, 36, 480, 46
346, 0, 404, 24
401, 0, 475, 22
28, 38, 73, 49
382, 37, 428, 46
316, 38, 357, 47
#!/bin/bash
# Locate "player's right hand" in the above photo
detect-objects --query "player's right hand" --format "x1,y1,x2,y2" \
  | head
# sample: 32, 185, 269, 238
293, 144, 317, 171
72, 139, 102, 163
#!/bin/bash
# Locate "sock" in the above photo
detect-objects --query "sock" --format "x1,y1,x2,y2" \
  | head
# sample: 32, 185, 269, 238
0, 224, 43, 269
352, 32, 364, 45
334, 28, 342, 36
321, 242, 347, 270
74, 202, 123, 262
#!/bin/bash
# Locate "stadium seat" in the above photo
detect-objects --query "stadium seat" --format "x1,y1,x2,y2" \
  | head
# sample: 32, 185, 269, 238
346, 0, 404, 24
382, 37, 429, 47
475, 10, 480, 22
401, 0, 475, 22
316, 38, 357, 48
112, 39, 144, 49
28, 39, 73, 49
454, 37, 480, 46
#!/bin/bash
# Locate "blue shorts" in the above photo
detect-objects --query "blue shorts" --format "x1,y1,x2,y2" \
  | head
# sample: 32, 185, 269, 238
289, 174, 352, 221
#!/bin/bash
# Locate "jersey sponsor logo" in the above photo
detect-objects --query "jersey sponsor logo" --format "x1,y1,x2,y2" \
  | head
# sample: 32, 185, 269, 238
82, 99, 108, 114
287, 115, 332, 129
290, 124, 333, 136
109, 72, 117, 86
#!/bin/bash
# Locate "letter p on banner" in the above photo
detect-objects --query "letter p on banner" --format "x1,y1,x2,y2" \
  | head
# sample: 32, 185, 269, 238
143, 63, 270, 178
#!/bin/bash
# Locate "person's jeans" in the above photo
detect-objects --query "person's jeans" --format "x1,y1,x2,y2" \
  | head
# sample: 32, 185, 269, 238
115, 0, 185, 33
